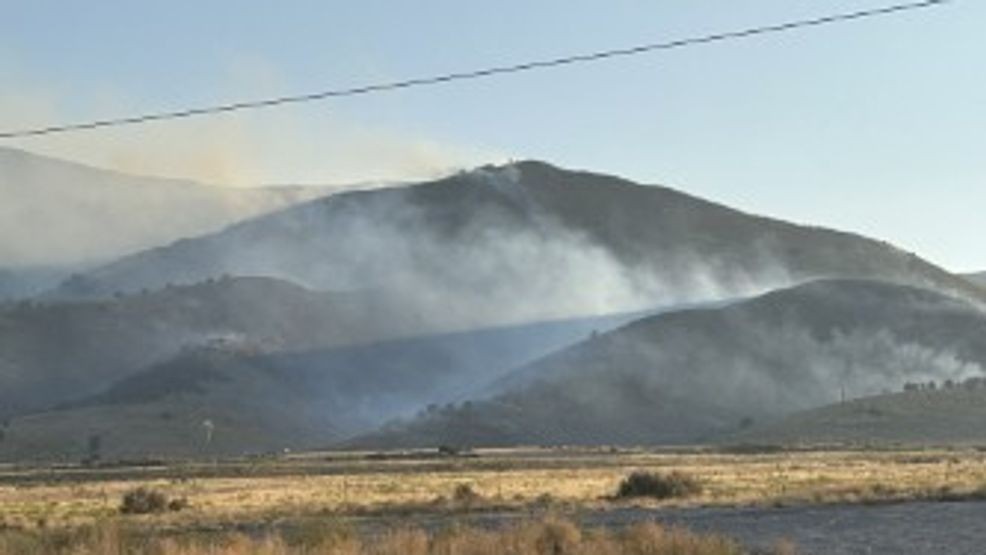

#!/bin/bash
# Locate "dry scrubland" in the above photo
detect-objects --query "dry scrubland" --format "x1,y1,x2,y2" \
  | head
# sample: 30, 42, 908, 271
2, 447, 985, 553
0, 517, 801, 555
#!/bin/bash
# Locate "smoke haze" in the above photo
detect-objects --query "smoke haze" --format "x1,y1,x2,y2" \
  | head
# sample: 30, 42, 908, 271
0, 58, 501, 187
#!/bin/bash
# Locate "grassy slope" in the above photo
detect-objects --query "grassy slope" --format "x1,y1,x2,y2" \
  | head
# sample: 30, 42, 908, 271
0, 351, 319, 461
732, 386, 986, 446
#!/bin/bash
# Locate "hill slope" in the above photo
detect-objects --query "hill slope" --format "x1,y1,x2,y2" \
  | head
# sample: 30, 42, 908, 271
0, 147, 328, 276
0, 276, 441, 416
48, 162, 982, 324
354, 280, 986, 448
0, 312, 642, 460
732, 384, 986, 445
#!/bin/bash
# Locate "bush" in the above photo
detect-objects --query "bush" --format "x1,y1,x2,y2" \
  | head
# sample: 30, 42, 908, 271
453, 483, 481, 504
615, 471, 703, 500
119, 487, 186, 515
167, 497, 190, 512
533, 518, 582, 555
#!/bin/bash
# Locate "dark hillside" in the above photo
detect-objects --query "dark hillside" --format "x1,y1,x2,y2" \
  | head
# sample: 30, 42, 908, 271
354, 280, 986, 448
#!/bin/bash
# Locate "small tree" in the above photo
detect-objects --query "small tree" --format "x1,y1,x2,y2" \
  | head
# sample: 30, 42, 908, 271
453, 483, 481, 505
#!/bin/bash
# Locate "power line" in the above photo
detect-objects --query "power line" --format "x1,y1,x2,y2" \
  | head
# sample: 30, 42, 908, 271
0, 0, 948, 139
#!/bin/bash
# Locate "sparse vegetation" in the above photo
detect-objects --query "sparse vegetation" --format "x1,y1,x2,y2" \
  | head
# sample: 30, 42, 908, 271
453, 483, 482, 505
615, 471, 703, 500
0, 516, 793, 555
904, 376, 986, 393
1, 447, 985, 542
119, 487, 186, 515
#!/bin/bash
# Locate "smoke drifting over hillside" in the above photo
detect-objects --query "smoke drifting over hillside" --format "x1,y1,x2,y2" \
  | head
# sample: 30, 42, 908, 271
625, 325, 985, 420
71, 164, 810, 332
67, 159, 986, 338
0, 65, 497, 275
3, 155, 986, 457
354, 280, 986, 448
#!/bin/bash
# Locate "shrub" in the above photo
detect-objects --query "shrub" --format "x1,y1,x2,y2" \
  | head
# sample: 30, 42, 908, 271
119, 487, 186, 515
615, 471, 703, 500
453, 483, 481, 505
167, 497, 190, 512
533, 518, 581, 555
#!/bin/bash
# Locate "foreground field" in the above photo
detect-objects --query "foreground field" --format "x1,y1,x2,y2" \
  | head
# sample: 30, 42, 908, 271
0, 516, 798, 555
3, 447, 986, 530
2, 446, 986, 553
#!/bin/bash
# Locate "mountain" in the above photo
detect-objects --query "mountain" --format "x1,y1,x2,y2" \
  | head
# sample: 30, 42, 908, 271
352, 280, 986, 448
0, 147, 329, 281
6, 160, 985, 458
732, 382, 986, 446
46, 162, 983, 326
0, 311, 642, 461
0, 276, 444, 416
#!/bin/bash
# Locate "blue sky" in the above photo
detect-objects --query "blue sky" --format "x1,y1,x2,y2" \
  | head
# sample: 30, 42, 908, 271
1, 1, 983, 271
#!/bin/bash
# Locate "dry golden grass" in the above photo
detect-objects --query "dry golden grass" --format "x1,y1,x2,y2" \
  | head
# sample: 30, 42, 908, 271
1, 447, 985, 532
0, 516, 793, 555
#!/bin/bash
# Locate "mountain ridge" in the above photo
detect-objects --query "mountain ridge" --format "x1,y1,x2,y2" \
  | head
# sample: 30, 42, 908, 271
47, 161, 983, 316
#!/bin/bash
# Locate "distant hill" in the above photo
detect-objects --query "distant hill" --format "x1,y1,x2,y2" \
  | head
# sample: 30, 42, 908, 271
0, 311, 642, 460
732, 383, 986, 446
0, 276, 445, 416
352, 280, 986, 449
47, 161, 983, 326
0, 147, 329, 288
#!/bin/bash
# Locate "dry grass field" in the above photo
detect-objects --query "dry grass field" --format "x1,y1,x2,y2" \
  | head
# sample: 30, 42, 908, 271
2, 447, 986, 534
0, 516, 802, 555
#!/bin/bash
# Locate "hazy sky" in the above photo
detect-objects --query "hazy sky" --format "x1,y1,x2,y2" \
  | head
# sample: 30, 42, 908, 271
1, 1, 983, 271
